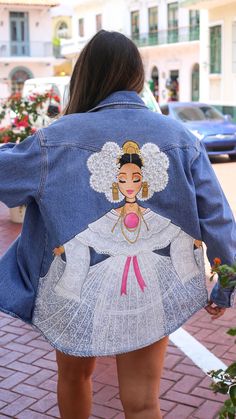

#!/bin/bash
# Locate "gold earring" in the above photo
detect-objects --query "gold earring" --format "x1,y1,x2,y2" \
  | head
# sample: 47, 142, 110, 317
112, 182, 119, 201
142, 181, 149, 198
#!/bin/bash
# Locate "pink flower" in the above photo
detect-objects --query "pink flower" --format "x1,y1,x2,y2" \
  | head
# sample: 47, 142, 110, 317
53, 94, 60, 103
29, 95, 37, 101
14, 115, 29, 128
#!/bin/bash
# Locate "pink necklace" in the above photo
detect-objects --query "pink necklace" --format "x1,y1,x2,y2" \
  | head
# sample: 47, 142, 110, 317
111, 206, 149, 242
123, 212, 140, 230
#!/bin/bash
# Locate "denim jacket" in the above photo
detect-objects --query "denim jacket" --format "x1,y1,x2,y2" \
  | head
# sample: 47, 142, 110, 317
0, 90, 235, 324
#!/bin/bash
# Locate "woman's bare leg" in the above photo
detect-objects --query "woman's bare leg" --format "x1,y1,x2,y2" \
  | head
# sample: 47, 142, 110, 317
116, 336, 169, 419
56, 350, 96, 419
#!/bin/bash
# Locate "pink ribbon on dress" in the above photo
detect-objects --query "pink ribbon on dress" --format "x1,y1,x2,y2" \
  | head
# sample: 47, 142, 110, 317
121, 256, 147, 295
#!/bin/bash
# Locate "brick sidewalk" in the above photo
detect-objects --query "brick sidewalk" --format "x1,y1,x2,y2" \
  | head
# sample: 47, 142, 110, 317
0, 202, 235, 419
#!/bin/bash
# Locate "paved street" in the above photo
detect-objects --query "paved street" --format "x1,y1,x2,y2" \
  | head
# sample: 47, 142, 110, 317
0, 158, 235, 419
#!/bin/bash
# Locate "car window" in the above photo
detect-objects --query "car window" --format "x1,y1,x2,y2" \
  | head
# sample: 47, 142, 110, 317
172, 105, 224, 122
23, 83, 53, 97
160, 105, 169, 116
200, 106, 224, 120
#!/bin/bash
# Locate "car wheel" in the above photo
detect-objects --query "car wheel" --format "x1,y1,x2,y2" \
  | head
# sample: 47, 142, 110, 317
229, 155, 236, 161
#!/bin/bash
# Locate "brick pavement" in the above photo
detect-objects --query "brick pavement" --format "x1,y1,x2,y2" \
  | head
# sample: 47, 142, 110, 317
0, 201, 235, 419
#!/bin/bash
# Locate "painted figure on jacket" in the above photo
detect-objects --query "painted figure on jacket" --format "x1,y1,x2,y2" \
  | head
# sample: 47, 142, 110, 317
32, 140, 208, 356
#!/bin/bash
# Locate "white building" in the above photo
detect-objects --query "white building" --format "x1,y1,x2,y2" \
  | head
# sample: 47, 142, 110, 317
180, 0, 236, 120
0, 0, 65, 98
61, 0, 201, 103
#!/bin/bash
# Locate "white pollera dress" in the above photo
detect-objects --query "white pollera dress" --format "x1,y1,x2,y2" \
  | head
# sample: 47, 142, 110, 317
32, 208, 208, 356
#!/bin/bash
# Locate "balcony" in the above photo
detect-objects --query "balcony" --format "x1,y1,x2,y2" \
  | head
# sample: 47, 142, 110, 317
60, 24, 200, 58
60, 38, 87, 57
179, 0, 201, 5
131, 25, 200, 47
0, 41, 63, 59
179, 0, 233, 9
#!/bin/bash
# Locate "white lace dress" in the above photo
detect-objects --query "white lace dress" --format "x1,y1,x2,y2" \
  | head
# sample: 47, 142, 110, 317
32, 209, 208, 356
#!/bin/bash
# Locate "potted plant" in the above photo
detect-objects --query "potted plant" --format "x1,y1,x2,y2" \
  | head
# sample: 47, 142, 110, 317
0, 90, 60, 223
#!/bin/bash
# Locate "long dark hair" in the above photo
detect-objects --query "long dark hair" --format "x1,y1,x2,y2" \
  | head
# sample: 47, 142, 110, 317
64, 30, 144, 114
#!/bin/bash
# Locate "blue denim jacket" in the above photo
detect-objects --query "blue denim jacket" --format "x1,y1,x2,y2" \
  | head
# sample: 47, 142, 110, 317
0, 90, 235, 323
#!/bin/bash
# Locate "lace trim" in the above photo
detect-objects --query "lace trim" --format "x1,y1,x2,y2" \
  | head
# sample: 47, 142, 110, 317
76, 227, 181, 256
81, 210, 174, 243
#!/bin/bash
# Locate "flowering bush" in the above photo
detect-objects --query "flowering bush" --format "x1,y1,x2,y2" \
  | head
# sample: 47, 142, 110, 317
208, 258, 236, 418
210, 258, 236, 287
0, 91, 60, 144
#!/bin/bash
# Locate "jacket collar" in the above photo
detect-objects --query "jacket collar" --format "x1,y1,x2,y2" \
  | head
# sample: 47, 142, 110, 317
88, 90, 148, 112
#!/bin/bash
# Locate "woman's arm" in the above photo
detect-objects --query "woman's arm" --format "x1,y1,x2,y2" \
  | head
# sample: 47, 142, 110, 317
191, 140, 236, 307
0, 133, 43, 207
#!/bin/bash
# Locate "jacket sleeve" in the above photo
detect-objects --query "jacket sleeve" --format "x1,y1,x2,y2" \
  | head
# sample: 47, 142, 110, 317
191, 140, 236, 307
0, 133, 43, 207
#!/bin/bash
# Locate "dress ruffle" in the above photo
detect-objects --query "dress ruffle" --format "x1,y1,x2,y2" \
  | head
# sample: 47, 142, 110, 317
32, 210, 208, 357
76, 209, 181, 256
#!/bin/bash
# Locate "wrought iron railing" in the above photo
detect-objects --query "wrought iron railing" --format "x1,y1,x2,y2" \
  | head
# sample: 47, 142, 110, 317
131, 25, 200, 47
179, 0, 197, 5
0, 41, 61, 58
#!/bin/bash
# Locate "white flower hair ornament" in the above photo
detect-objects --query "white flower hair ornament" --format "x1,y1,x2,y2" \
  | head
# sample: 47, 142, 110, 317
87, 140, 169, 203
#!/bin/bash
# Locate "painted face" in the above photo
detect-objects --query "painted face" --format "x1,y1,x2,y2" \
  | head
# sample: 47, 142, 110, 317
117, 163, 143, 200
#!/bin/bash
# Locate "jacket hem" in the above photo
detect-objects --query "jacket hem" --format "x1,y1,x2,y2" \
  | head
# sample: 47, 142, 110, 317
30, 297, 208, 357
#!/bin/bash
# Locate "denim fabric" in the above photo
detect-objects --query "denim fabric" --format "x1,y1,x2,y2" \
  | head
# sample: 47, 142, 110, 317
210, 280, 236, 307
0, 90, 235, 323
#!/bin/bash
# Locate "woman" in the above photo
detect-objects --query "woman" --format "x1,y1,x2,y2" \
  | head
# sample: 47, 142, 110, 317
0, 30, 235, 419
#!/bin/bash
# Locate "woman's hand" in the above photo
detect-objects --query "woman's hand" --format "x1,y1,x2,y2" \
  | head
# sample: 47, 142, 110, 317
53, 246, 65, 256
204, 300, 227, 320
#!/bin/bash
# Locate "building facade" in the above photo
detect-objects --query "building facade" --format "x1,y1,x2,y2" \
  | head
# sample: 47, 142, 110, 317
51, 2, 73, 77
180, 0, 236, 119
61, 0, 201, 103
0, 0, 65, 98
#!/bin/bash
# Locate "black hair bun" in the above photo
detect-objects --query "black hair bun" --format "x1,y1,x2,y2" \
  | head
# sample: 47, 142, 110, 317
119, 153, 143, 168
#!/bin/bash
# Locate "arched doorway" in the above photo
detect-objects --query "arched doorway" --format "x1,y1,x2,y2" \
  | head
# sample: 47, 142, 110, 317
10, 67, 33, 94
151, 66, 159, 102
191, 63, 199, 101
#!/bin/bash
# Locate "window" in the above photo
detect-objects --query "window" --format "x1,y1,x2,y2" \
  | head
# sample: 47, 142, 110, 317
10, 12, 29, 56
172, 105, 224, 122
210, 25, 221, 74
56, 21, 69, 39
148, 6, 158, 45
148, 7, 158, 33
189, 10, 200, 41
131, 10, 139, 40
96, 14, 102, 31
78, 18, 84, 37
233, 22, 236, 72
168, 3, 178, 43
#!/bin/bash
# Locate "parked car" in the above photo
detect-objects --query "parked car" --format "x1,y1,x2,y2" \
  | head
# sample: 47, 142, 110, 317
23, 76, 70, 109
23, 77, 161, 121
160, 102, 236, 160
